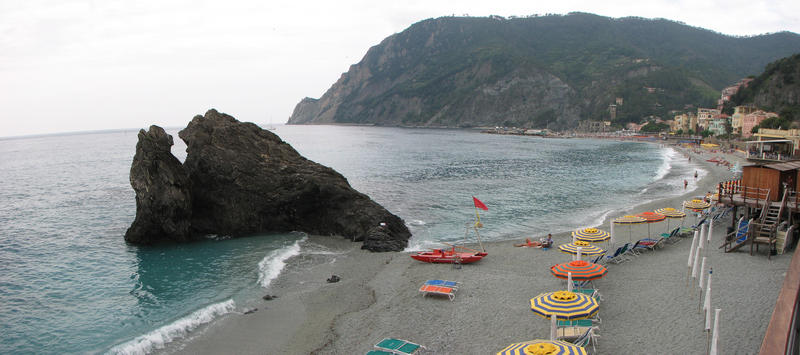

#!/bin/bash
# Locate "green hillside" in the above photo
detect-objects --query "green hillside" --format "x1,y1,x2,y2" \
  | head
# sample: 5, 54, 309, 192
289, 13, 800, 129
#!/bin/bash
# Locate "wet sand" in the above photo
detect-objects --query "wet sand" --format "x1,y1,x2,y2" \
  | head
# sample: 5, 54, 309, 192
164, 146, 792, 354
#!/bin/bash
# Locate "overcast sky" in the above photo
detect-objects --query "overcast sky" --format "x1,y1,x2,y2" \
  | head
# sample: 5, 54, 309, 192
1, 0, 798, 137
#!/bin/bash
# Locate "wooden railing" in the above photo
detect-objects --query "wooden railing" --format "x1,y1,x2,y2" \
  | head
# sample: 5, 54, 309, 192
759, 242, 800, 354
717, 180, 772, 206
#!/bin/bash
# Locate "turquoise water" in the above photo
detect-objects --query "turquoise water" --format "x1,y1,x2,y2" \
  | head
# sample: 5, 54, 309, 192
0, 126, 705, 354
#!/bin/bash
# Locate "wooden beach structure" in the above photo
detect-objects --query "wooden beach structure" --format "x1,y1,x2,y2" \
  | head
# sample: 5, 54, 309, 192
717, 145, 800, 257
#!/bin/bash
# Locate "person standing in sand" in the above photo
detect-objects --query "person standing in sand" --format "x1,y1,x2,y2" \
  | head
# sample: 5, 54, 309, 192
694, 170, 698, 179
684, 179, 688, 189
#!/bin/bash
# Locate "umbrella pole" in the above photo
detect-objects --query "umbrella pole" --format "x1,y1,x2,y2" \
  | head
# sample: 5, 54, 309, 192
706, 330, 711, 355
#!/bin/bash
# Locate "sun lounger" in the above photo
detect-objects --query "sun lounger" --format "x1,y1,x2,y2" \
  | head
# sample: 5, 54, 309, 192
571, 326, 600, 354
372, 338, 424, 355
424, 279, 458, 289
608, 243, 631, 263
419, 284, 456, 301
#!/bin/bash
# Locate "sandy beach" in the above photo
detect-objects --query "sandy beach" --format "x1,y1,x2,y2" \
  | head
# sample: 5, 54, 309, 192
163, 145, 793, 355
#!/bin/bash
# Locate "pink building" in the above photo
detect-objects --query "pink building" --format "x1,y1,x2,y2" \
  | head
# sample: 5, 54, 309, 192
741, 110, 779, 138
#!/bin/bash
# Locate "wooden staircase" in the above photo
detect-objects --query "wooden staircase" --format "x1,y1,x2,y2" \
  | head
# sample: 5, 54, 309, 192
750, 189, 787, 259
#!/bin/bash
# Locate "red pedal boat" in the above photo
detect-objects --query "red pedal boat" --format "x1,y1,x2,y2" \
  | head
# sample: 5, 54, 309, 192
411, 246, 487, 264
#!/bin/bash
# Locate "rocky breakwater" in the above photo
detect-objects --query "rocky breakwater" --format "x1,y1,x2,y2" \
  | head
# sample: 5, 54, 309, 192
125, 109, 411, 251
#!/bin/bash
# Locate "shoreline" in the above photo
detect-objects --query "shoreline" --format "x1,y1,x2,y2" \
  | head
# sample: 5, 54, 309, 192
160, 145, 790, 354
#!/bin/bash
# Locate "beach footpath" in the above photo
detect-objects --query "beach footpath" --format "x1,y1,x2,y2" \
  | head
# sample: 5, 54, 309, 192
165, 147, 791, 354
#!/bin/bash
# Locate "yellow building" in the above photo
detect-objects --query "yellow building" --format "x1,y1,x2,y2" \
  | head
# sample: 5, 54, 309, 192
731, 105, 758, 135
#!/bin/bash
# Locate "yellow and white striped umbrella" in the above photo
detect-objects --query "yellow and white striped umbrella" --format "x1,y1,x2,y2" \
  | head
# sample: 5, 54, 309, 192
497, 339, 588, 355
571, 227, 610, 243
530, 290, 600, 321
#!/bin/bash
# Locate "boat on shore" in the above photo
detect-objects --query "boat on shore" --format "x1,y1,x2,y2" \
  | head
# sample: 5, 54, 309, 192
411, 245, 487, 264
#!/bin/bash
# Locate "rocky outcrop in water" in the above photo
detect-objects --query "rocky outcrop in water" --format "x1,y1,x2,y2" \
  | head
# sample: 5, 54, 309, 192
124, 109, 411, 251
125, 126, 193, 244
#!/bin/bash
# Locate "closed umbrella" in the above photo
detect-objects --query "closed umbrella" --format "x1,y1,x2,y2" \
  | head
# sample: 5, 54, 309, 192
550, 260, 608, 281
571, 227, 610, 243
497, 339, 587, 355
613, 215, 646, 243
557, 241, 605, 258
530, 290, 600, 321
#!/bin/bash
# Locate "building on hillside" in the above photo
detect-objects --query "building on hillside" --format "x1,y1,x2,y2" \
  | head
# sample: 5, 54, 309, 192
716, 78, 755, 109
615, 97, 624, 105
608, 104, 617, 120
671, 113, 698, 133
742, 110, 780, 138
731, 104, 758, 135
709, 115, 729, 136
577, 120, 610, 133
697, 108, 721, 131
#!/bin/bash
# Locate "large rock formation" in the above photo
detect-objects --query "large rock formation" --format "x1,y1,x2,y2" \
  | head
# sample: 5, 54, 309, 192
125, 126, 193, 243
125, 109, 411, 251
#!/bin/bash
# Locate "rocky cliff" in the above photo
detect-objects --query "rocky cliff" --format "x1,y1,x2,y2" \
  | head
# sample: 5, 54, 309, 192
125, 109, 412, 251
289, 13, 800, 128
125, 126, 193, 244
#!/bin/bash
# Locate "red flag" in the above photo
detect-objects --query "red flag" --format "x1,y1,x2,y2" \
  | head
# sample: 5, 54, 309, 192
472, 196, 488, 211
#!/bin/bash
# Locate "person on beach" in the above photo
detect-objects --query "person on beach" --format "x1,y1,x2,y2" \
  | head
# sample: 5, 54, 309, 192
684, 179, 688, 189
514, 234, 552, 248
514, 238, 542, 248
543, 234, 553, 248
694, 170, 698, 179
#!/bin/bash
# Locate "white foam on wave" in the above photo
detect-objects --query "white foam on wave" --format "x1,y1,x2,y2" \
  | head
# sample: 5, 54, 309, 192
107, 299, 236, 355
257, 237, 306, 288
653, 147, 676, 182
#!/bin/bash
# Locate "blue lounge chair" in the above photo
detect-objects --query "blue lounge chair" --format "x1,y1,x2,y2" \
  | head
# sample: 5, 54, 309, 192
423, 279, 458, 289
371, 338, 424, 355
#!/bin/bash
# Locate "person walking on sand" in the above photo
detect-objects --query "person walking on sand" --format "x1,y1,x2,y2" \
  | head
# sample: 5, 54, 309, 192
684, 179, 688, 189
694, 170, 698, 179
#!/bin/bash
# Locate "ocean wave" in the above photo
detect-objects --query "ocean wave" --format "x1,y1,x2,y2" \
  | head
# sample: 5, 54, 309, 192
653, 147, 676, 182
257, 237, 305, 288
107, 299, 236, 355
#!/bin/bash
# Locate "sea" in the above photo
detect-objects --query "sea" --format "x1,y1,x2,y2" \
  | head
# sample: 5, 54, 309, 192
0, 125, 715, 354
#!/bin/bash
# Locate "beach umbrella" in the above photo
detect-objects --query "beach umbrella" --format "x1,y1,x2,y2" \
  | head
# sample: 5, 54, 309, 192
654, 207, 686, 232
557, 241, 605, 258
613, 215, 646, 243
497, 339, 588, 355
571, 227, 610, 243
550, 260, 608, 281
530, 290, 600, 321
635, 211, 666, 239
684, 199, 711, 224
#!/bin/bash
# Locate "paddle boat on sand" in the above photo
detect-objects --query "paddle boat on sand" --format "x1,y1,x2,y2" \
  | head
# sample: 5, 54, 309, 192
411, 245, 487, 264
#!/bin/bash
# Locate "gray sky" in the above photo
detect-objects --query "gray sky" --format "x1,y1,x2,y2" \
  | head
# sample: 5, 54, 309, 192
1, 0, 798, 137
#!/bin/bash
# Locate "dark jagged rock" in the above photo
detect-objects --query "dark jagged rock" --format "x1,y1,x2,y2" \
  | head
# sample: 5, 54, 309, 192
326, 275, 341, 283
125, 109, 412, 251
125, 126, 193, 244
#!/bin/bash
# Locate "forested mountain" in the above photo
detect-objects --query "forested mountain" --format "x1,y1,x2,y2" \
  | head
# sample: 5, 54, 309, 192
729, 54, 800, 122
289, 13, 800, 129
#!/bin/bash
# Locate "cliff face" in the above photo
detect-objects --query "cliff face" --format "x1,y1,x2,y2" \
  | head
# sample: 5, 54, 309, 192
289, 14, 800, 128
125, 109, 412, 251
